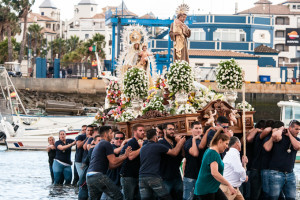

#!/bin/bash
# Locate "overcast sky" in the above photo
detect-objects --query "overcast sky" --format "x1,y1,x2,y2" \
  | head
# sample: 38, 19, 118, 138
32, 0, 284, 21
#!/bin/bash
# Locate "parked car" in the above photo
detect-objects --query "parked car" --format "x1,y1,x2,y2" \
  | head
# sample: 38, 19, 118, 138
4, 62, 22, 77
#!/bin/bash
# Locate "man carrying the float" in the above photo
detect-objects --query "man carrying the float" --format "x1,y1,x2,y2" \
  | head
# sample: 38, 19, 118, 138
169, 3, 191, 63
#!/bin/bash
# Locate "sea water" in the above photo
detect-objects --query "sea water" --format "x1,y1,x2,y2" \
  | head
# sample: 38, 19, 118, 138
0, 145, 300, 199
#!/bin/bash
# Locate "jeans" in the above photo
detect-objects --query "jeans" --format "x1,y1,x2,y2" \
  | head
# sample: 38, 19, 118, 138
139, 177, 171, 200
268, 170, 296, 200
239, 170, 251, 200
121, 177, 140, 200
75, 162, 83, 178
163, 177, 183, 200
49, 164, 54, 184
101, 186, 121, 200
52, 160, 72, 185
261, 169, 270, 200
86, 172, 123, 200
249, 169, 261, 200
183, 177, 196, 200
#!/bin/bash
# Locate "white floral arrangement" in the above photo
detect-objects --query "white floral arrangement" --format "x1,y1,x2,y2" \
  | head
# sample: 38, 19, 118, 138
123, 67, 148, 99
167, 60, 194, 96
176, 103, 196, 115
216, 59, 243, 90
189, 87, 224, 110
118, 110, 135, 122
142, 96, 165, 114
236, 101, 254, 111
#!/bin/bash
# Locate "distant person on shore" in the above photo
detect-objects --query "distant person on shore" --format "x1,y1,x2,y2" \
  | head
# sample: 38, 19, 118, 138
47, 136, 56, 184
139, 129, 185, 200
53, 130, 76, 185
264, 120, 300, 200
221, 136, 248, 200
194, 129, 236, 200
86, 126, 131, 200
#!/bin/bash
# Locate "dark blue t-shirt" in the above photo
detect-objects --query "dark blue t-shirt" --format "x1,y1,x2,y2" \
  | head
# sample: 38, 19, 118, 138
269, 135, 300, 173
87, 137, 94, 145
207, 129, 216, 147
260, 135, 272, 170
55, 139, 75, 165
120, 137, 141, 178
184, 137, 205, 179
75, 133, 86, 162
82, 137, 90, 162
159, 138, 183, 180
139, 141, 169, 177
88, 140, 114, 174
106, 144, 122, 185
251, 133, 264, 170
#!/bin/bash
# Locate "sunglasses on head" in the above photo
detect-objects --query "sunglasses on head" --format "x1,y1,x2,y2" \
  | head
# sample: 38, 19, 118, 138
115, 137, 124, 140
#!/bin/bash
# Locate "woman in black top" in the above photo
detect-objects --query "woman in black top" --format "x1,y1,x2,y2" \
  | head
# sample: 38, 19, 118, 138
52, 130, 76, 185
47, 136, 56, 184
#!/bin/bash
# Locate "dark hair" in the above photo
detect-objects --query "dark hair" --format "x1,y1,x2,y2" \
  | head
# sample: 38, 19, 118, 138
99, 126, 111, 137
157, 125, 163, 131
163, 123, 175, 130
191, 121, 202, 129
82, 125, 87, 128
255, 120, 266, 129
272, 120, 284, 129
94, 135, 101, 141
290, 120, 300, 127
229, 136, 240, 148
87, 125, 94, 129
210, 129, 230, 146
114, 131, 125, 138
203, 125, 212, 134
265, 120, 274, 128
217, 116, 229, 124
132, 124, 144, 132
146, 129, 157, 140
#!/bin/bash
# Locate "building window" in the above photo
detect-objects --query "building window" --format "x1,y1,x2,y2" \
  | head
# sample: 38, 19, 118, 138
275, 44, 289, 52
46, 24, 51, 29
190, 29, 206, 40
85, 34, 89, 39
100, 22, 103, 29
109, 48, 112, 55
298, 5, 300, 9
213, 29, 246, 42
278, 57, 289, 64
91, 7, 93, 11
275, 30, 285, 38
41, 12, 44, 16
210, 63, 218, 67
276, 17, 289, 25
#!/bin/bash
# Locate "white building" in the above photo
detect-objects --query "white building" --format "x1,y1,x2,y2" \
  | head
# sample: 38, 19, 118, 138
66, 0, 137, 60
16, 0, 62, 43
239, 0, 300, 68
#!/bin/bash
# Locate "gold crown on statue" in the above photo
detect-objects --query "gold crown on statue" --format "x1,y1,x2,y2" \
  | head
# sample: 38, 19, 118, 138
176, 3, 190, 16
130, 30, 142, 43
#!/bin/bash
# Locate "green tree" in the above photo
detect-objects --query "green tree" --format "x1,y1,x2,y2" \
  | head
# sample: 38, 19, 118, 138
84, 33, 106, 59
48, 37, 67, 59
7, 0, 36, 63
66, 35, 81, 52
0, 38, 19, 63
28, 23, 44, 56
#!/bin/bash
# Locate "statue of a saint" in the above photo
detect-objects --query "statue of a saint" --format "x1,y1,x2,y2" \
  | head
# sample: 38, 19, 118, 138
137, 44, 153, 86
169, 4, 191, 63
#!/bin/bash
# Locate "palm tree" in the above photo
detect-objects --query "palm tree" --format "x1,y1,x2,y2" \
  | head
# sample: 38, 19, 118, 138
67, 35, 81, 52
48, 38, 67, 59
28, 23, 43, 57
84, 33, 106, 59
6, 0, 35, 63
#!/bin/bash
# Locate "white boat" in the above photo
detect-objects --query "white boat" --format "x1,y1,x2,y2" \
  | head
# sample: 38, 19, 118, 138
0, 66, 96, 150
277, 100, 300, 163
277, 100, 300, 126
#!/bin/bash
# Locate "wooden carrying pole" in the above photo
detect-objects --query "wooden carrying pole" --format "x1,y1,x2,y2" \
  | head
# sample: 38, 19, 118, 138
242, 71, 247, 168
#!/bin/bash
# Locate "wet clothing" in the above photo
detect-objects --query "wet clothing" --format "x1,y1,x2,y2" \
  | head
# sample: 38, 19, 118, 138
54, 139, 75, 165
